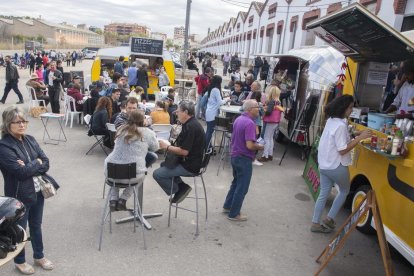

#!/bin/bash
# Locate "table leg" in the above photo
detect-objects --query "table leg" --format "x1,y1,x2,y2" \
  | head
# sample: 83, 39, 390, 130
115, 184, 162, 230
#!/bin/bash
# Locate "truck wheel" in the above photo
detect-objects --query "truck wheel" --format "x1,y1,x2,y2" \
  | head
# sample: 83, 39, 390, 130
352, 185, 375, 235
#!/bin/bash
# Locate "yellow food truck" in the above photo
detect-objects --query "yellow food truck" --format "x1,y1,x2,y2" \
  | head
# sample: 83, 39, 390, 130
91, 37, 175, 99
307, 3, 414, 266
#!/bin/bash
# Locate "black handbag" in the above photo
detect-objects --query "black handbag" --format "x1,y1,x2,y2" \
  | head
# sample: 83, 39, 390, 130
164, 151, 182, 169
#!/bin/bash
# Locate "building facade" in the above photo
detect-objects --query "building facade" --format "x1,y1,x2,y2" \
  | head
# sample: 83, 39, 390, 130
174, 26, 185, 40
151, 32, 168, 42
0, 17, 104, 47
104, 23, 151, 36
200, 0, 414, 64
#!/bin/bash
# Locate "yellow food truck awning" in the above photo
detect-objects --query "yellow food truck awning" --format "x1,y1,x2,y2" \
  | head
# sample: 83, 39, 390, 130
306, 3, 414, 63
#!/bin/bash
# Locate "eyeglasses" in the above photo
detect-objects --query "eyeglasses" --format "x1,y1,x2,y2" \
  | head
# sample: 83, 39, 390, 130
11, 120, 29, 126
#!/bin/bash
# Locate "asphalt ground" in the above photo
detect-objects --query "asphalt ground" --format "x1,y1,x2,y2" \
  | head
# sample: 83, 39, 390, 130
0, 59, 413, 276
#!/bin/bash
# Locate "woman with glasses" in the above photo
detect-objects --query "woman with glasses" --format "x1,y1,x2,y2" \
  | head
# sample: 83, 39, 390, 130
0, 106, 57, 274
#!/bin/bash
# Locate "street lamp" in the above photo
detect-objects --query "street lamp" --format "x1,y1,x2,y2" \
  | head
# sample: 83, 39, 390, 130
181, 0, 192, 78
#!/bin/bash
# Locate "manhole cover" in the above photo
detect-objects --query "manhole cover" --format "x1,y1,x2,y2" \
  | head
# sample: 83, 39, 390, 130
294, 193, 311, 201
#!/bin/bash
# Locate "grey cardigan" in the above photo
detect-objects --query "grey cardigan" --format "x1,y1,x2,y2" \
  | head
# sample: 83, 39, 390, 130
104, 127, 159, 181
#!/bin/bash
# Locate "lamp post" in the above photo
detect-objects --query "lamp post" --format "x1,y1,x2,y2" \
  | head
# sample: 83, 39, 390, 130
181, 0, 192, 79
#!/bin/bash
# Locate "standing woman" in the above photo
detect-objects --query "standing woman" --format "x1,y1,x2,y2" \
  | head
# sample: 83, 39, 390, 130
158, 66, 170, 88
205, 75, 229, 148
311, 95, 371, 233
0, 106, 57, 274
258, 86, 285, 162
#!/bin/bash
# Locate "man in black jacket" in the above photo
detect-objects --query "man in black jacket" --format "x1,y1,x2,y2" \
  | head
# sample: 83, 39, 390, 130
45, 61, 63, 113
1, 55, 24, 104
136, 64, 149, 101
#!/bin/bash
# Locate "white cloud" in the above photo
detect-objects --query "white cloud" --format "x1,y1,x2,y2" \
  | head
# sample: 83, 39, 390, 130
1, 0, 248, 38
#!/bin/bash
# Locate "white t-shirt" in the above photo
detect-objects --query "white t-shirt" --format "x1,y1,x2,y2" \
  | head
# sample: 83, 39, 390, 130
318, 118, 351, 170
48, 71, 54, 86
392, 81, 414, 113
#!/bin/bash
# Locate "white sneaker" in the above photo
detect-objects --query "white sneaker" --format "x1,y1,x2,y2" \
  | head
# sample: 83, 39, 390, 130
253, 159, 263, 166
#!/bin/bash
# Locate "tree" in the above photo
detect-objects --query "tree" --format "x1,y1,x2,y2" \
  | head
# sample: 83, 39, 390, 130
166, 39, 174, 49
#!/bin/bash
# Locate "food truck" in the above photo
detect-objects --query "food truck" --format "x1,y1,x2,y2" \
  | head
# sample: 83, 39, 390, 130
262, 47, 344, 148
91, 37, 175, 99
307, 3, 414, 266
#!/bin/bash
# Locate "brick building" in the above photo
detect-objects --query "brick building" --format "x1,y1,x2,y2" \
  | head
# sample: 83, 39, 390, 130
104, 23, 151, 36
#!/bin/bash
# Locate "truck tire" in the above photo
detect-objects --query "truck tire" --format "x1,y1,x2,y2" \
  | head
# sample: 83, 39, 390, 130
352, 185, 376, 235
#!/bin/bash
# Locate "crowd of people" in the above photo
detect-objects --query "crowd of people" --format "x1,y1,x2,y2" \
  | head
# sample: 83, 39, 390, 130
0, 50, 380, 274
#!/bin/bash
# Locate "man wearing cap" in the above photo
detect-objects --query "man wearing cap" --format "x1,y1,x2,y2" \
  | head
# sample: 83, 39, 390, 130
26, 73, 49, 106
1, 55, 24, 104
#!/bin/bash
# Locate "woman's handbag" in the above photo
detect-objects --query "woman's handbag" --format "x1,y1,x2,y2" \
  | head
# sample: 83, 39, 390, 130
35, 176, 57, 199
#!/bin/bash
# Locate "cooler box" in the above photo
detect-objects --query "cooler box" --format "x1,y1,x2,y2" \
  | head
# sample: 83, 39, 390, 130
367, 113, 395, 130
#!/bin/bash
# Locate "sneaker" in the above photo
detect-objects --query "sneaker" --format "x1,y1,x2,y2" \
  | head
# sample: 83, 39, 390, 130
322, 218, 336, 229
257, 157, 268, 162
310, 224, 332, 233
253, 159, 263, 166
117, 199, 127, 211
227, 214, 248, 221
16, 101, 24, 104
171, 183, 192, 204
268, 155, 273, 161
34, 258, 54, 270
109, 200, 118, 212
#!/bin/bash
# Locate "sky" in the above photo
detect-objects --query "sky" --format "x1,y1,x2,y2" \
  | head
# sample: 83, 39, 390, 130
1, 0, 249, 39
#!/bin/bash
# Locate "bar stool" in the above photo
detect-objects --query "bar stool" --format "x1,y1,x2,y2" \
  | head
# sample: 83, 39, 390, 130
212, 116, 231, 154
168, 149, 212, 236
217, 122, 233, 176
98, 162, 146, 250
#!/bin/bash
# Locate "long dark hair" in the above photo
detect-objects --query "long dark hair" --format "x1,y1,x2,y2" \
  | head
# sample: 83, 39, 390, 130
207, 75, 222, 97
324, 95, 354, 119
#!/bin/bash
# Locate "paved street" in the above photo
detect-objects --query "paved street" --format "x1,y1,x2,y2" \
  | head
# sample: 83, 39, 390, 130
0, 59, 413, 275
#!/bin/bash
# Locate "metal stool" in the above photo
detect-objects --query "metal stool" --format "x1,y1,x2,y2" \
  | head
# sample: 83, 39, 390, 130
168, 149, 212, 236
212, 116, 231, 154
98, 162, 146, 250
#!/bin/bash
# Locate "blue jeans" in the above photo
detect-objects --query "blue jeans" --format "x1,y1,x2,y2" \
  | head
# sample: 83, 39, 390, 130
15, 192, 45, 264
145, 152, 158, 168
223, 156, 253, 218
153, 164, 195, 195
205, 120, 216, 149
312, 164, 350, 224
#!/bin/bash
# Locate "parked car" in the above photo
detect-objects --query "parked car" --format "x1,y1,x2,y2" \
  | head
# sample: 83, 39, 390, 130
84, 50, 97, 59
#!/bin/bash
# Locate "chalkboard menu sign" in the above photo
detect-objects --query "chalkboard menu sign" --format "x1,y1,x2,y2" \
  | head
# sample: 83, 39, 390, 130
130, 37, 163, 56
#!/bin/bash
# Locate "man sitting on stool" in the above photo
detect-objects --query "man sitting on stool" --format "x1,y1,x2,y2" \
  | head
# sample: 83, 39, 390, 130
153, 101, 205, 203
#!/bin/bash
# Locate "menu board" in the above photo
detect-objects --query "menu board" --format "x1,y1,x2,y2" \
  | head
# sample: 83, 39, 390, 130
130, 37, 163, 56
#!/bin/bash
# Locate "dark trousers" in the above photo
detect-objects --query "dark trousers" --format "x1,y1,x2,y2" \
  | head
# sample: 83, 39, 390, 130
72, 59, 76, 66
15, 193, 45, 264
2, 80, 23, 102
143, 86, 149, 101
48, 86, 60, 113
66, 59, 70, 66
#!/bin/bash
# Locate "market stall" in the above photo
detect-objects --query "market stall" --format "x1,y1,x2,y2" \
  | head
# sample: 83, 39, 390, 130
306, 3, 414, 266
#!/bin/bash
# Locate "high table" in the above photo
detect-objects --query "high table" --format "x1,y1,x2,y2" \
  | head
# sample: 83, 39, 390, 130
219, 105, 242, 115
39, 113, 67, 145
0, 229, 26, 267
